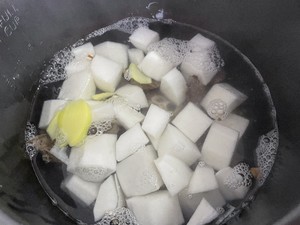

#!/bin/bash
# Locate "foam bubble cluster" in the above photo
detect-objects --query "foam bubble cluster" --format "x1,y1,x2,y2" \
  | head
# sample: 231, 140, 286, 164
40, 47, 73, 85
184, 46, 224, 73
88, 120, 113, 136
86, 17, 155, 40
225, 162, 253, 190
256, 129, 279, 185
75, 166, 109, 182
148, 38, 189, 66
25, 122, 38, 159
96, 207, 139, 225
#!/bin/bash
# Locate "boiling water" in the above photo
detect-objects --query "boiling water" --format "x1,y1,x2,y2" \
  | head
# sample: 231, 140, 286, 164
25, 17, 279, 225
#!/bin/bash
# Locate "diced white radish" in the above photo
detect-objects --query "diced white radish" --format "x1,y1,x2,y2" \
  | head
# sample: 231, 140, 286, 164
216, 167, 250, 201
38, 100, 67, 129
93, 175, 118, 221
91, 102, 115, 123
180, 35, 217, 86
116, 123, 149, 161
128, 48, 144, 64
160, 68, 187, 106
117, 145, 163, 197
58, 71, 96, 100
139, 51, 173, 81
91, 55, 123, 92
147, 134, 160, 151
94, 41, 128, 70
181, 51, 218, 86
129, 27, 160, 52
189, 33, 216, 52
67, 145, 84, 174
201, 123, 239, 170
158, 124, 201, 166
115, 84, 148, 108
201, 83, 248, 120
155, 154, 193, 196
142, 104, 170, 139
49, 145, 69, 164
62, 175, 100, 206
65, 58, 91, 76
187, 198, 219, 225
113, 101, 145, 129
72, 42, 95, 59
75, 134, 117, 182
126, 190, 184, 225
178, 188, 225, 221
217, 113, 249, 138
114, 174, 126, 207
172, 102, 212, 142
188, 164, 218, 194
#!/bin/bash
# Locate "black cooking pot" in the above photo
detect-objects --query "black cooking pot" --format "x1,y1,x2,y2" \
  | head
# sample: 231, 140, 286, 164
0, 0, 300, 225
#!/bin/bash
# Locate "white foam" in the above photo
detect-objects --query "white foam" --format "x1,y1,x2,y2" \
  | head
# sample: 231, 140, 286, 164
256, 129, 279, 185
147, 38, 189, 66
225, 162, 252, 189
96, 207, 139, 225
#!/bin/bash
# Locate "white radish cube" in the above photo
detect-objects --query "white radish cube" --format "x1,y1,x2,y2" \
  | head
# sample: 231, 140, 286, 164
201, 123, 239, 170
155, 154, 193, 196
93, 175, 118, 221
187, 198, 219, 225
188, 164, 218, 194
114, 102, 145, 129
116, 145, 163, 197
72, 42, 95, 59
189, 33, 216, 51
94, 41, 128, 71
217, 113, 249, 138
127, 190, 184, 225
62, 175, 100, 206
128, 48, 144, 64
91, 55, 123, 92
91, 102, 115, 122
142, 104, 170, 139
49, 145, 69, 164
172, 102, 212, 142
139, 51, 173, 81
178, 188, 225, 220
216, 167, 250, 201
58, 71, 96, 100
158, 124, 201, 166
67, 146, 84, 174
38, 100, 67, 129
114, 174, 126, 207
116, 84, 148, 108
180, 51, 218, 86
160, 68, 187, 106
129, 27, 160, 52
65, 58, 91, 76
116, 123, 149, 161
201, 83, 248, 120
76, 134, 117, 182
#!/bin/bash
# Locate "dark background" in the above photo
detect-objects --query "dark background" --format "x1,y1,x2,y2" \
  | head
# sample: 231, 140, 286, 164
0, 0, 300, 224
